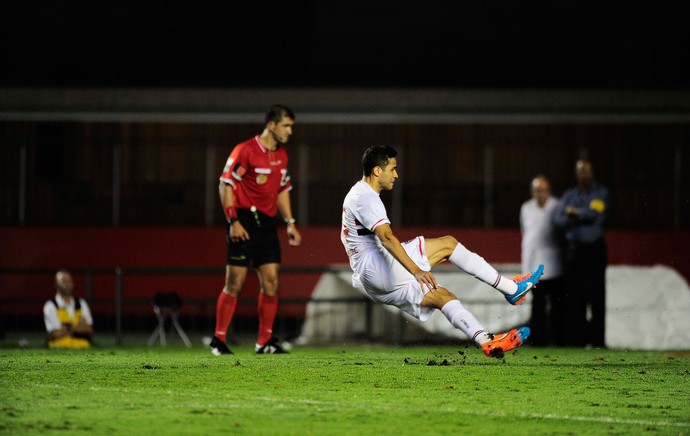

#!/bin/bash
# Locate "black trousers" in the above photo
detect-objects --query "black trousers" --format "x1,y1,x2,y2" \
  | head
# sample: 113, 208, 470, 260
528, 275, 566, 346
562, 239, 608, 347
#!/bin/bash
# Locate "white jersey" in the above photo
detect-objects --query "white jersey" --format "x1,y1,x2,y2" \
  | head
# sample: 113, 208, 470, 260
341, 181, 391, 288
341, 180, 433, 321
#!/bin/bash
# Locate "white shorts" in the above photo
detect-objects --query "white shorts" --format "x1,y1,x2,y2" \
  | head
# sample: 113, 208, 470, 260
359, 236, 436, 321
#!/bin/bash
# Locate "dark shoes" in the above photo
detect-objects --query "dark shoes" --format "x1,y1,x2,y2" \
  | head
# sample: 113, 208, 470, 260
211, 335, 288, 355
210, 336, 233, 356
255, 337, 288, 354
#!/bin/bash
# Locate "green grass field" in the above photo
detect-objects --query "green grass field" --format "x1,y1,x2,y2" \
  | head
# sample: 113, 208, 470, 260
1, 342, 689, 435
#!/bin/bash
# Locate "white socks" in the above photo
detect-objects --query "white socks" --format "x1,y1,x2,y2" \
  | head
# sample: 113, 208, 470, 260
447, 243, 517, 295
441, 299, 490, 345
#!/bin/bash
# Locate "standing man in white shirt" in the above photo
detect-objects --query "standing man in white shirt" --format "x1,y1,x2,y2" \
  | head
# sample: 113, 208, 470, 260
520, 175, 565, 346
341, 145, 544, 358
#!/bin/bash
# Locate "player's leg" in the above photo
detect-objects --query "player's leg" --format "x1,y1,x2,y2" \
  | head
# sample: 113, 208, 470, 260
424, 235, 543, 304
421, 286, 491, 345
253, 226, 287, 354
423, 235, 459, 267
424, 235, 516, 291
211, 264, 248, 355
255, 262, 286, 353
420, 287, 529, 358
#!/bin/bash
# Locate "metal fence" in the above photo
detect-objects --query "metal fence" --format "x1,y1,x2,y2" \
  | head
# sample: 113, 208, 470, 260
0, 266, 372, 345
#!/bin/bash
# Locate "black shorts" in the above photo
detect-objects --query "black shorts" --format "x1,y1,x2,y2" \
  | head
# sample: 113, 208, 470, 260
226, 208, 281, 267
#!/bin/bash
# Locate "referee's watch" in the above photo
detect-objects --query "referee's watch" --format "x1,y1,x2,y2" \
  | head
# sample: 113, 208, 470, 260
228, 217, 239, 225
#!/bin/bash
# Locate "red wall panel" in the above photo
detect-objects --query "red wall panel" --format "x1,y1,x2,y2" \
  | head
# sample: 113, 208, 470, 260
1, 227, 688, 318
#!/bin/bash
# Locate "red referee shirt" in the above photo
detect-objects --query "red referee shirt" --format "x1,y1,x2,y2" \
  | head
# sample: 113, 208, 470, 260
219, 136, 292, 217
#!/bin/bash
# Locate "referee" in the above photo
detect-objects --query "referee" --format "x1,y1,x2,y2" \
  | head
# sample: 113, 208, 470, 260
210, 105, 302, 355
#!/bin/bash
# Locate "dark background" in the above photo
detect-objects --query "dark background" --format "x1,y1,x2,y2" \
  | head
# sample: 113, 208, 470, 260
2, 2, 690, 337
2, 2, 689, 89
2, 2, 690, 230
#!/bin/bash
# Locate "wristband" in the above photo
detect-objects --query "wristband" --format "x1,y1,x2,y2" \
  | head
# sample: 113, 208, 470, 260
285, 217, 296, 225
229, 217, 238, 225
224, 206, 237, 222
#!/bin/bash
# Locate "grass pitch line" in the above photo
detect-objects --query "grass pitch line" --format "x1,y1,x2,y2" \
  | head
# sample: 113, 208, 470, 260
518, 412, 690, 429
241, 395, 690, 429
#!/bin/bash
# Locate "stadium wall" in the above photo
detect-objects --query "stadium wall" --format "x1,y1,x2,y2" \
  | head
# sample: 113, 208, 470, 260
1, 226, 688, 323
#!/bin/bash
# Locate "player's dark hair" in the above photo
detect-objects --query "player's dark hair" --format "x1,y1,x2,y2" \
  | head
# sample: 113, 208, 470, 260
362, 145, 397, 176
265, 104, 295, 125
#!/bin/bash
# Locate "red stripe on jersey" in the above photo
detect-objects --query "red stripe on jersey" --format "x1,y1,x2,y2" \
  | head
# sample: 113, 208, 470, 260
371, 218, 387, 231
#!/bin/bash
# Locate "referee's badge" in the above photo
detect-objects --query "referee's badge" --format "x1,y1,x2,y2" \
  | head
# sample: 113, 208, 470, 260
255, 167, 271, 185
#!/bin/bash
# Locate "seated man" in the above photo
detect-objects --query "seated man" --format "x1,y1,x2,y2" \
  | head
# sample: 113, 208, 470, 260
43, 269, 94, 349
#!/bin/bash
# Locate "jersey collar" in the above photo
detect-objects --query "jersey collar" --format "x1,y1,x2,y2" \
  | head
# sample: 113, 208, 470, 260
254, 135, 280, 153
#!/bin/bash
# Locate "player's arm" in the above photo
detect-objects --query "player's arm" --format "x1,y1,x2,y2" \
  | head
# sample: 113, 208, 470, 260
277, 190, 301, 246
374, 224, 438, 290
219, 181, 249, 241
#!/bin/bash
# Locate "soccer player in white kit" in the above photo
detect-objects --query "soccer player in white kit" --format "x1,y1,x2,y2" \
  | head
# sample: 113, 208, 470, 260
341, 145, 545, 358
